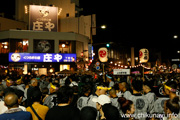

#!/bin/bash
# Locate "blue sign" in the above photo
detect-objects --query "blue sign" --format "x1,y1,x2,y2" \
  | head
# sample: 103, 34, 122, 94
9, 53, 76, 63
96, 66, 100, 70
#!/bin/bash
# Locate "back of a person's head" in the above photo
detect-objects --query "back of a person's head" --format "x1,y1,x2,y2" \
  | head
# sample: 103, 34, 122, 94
166, 96, 180, 114
81, 84, 91, 96
80, 106, 97, 120
132, 79, 143, 92
109, 88, 116, 96
4, 92, 18, 108
143, 80, 153, 90
57, 86, 74, 104
31, 89, 42, 102
4, 87, 15, 96
165, 80, 177, 91
102, 103, 119, 120
15, 89, 24, 99
118, 97, 133, 114
30, 78, 37, 85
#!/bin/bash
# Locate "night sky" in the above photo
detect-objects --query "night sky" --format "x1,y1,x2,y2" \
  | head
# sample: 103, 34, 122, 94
80, 1, 180, 60
80, 1, 180, 44
1, 1, 180, 60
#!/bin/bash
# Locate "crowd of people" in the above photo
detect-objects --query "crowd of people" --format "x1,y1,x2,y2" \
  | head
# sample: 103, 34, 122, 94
0, 72, 179, 120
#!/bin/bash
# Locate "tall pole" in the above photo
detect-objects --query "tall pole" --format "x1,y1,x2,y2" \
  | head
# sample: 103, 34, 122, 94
103, 63, 105, 82
143, 64, 144, 81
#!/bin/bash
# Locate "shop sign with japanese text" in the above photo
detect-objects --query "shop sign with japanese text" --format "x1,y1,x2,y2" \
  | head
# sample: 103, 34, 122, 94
9, 53, 76, 62
113, 69, 130, 75
29, 5, 58, 32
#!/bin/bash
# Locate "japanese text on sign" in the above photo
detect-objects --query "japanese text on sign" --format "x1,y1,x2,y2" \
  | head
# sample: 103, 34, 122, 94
9, 53, 76, 63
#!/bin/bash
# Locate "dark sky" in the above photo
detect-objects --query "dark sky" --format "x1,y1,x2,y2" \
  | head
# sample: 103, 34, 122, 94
0, 0, 15, 19
80, 1, 180, 47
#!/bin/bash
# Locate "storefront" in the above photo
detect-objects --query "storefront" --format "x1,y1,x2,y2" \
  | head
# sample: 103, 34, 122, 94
0, 30, 89, 75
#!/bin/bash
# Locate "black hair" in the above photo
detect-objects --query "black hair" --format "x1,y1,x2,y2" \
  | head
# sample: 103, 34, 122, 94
166, 97, 180, 114
132, 79, 143, 92
143, 80, 153, 90
80, 84, 92, 96
118, 97, 133, 114
102, 103, 120, 120
4, 87, 15, 96
14, 89, 24, 99
57, 86, 74, 104
31, 89, 42, 102
165, 81, 177, 93
51, 82, 60, 88
80, 106, 97, 120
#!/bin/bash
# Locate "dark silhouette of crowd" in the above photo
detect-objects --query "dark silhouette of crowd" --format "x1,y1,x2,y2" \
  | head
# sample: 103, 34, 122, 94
0, 73, 179, 120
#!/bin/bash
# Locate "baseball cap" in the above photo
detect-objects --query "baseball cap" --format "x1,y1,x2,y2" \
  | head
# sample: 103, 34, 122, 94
92, 95, 111, 105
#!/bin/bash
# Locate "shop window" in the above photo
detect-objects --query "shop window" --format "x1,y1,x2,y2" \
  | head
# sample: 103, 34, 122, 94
66, 13, 69, 17
10, 39, 29, 53
0, 41, 9, 53
59, 41, 71, 53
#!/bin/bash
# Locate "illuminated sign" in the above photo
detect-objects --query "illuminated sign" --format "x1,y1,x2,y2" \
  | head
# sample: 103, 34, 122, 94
29, 5, 58, 32
9, 53, 76, 63
113, 69, 130, 75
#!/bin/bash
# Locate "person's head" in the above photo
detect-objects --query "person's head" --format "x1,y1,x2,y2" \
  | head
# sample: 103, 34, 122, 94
15, 76, 22, 85
164, 81, 177, 96
57, 86, 74, 104
95, 83, 108, 96
143, 80, 153, 93
49, 83, 59, 94
131, 79, 143, 92
118, 97, 135, 114
109, 88, 117, 98
106, 74, 113, 82
14, 89, 24, 104
6, 77, 14, 87
119, 80, 127, 92
31, 89, 42, 103
80, 106, 97, 120
4, 92, 19, 109
102, 104, 120, 120
30, 78, 38, 87
165, 97, 180, 115
81, 84, 91, 96
92, 94, 111, 111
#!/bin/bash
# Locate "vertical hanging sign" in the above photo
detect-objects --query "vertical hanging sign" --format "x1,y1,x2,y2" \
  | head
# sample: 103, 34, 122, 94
29, 5, 58, 32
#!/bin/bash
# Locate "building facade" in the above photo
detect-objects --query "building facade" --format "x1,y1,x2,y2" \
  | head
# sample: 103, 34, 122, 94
0, 30, 89, 75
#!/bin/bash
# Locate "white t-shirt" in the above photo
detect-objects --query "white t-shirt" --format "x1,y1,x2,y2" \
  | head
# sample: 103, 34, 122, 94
0, 101, 26, 114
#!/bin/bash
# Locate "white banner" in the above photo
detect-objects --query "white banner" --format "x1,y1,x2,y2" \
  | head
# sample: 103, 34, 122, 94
113, 69, 130, 75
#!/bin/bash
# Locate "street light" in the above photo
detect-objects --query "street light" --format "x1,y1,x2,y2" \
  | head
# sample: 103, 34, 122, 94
101, 25, 106, 29
174, 35, 178, 39
90, 25, 107, 44
62, 44, 65, 53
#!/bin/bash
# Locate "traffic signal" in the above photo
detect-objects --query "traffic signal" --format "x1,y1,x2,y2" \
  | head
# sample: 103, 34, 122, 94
106, 43, 110, 47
